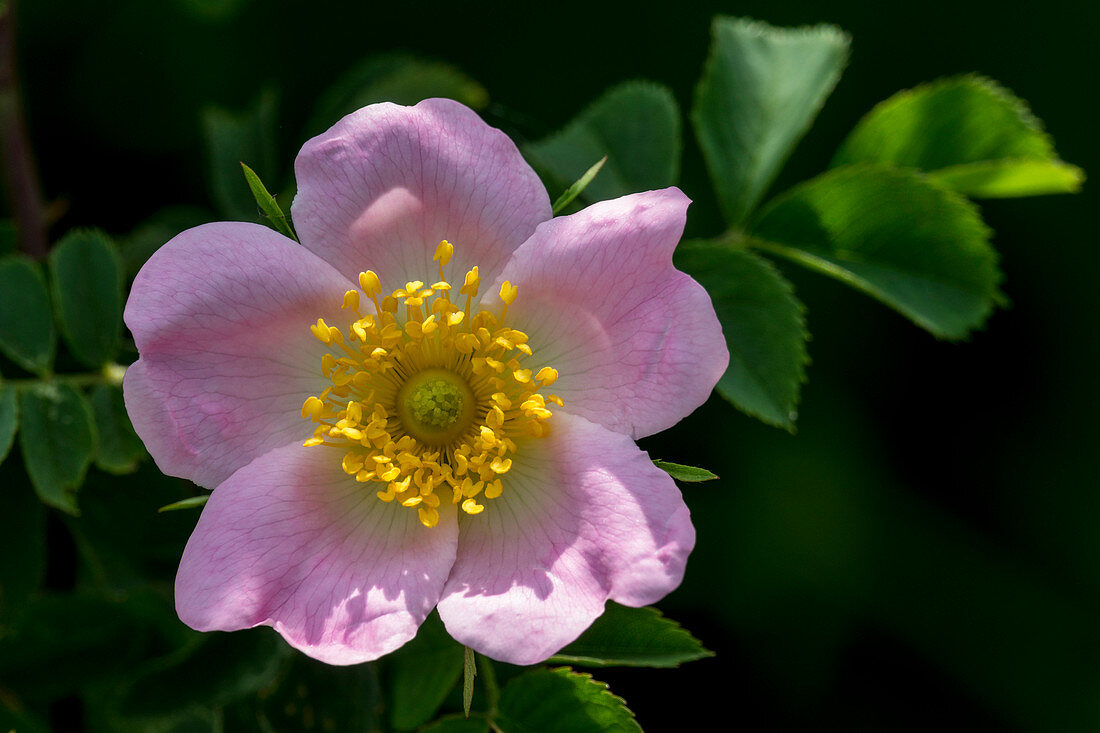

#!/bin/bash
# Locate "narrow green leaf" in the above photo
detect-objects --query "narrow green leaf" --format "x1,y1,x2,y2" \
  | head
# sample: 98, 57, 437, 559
307, 53, 489, 137
0, 479, 45, 623
0, 382, 17, 464
463, 646, 476, 718
118, 629, 289, 716
653, 460, 718, 483
549, 603, 713, 668
833, 75, 1085, 198
90, 384, 145, 474
202, 89, 279, 221
157, 495, 209, 513
751, 165, 1002, 340
241, 162, 297, 241
693, 16, 850, 224
0, 256, 55, 374
528, 81, 680, 206
927, 158, 1084, 198
18, 383, 96, 514
675, 242, 808, 429
551, 156, 607, 215
497, 668, 641, 733
389, 612, 464, 730
48, 229, 124, 368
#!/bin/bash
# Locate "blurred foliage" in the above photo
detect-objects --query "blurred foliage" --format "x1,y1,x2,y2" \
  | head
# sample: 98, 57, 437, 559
0, 0, 1095, 730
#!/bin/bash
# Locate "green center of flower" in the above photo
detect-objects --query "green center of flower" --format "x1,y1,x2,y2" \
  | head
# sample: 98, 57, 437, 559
395, 368, 476, 445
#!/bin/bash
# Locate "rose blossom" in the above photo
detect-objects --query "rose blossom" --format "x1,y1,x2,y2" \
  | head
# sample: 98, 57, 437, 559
124, 98, 728, 665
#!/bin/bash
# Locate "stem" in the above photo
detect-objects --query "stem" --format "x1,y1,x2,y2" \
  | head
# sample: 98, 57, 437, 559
0, 0, 47, 259
0, 363, 127, 389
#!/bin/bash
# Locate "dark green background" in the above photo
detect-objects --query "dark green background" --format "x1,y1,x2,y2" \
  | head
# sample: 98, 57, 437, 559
11, 0, 1099, 729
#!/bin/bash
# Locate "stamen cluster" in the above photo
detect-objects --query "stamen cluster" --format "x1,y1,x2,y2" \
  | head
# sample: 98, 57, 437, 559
301, 241, 561, 527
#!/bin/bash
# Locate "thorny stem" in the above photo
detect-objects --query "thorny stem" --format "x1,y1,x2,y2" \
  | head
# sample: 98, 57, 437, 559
0, 0, 48, 259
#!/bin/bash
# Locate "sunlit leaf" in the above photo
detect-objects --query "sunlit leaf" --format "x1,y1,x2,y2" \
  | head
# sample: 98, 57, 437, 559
241, 162, 296, 241
18, 383, 96, 514
529, 81, 680, 206
497, 668, 640, 733
676, 242, 808, 429
0, 256, 55, 375
751, 165, 1002, 339
550, 603, 713, 668
48, 229, 124, 368
833, 75, 1084, 198
652, 460, 719, 483
156, 495, 209, 513
552, 156, 607, 215
693, 16, 850, 224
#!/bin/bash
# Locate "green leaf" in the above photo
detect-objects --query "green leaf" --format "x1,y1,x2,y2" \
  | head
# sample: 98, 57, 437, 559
693, 16, 850, 225
157, 495, 209, 513
90, 384, 145, 474
307, 53, 489, 137
241, 162, 297, 241
675, 242, 808, 429
497, 668, 641, 733
18, 382, 96, 514
0, 256, 55, 374
527, 81, 680, 205
551, 156, 607, 215
751, 165, 1002, 339
463, 645, 476, 718
48, 229, 124, 368
833, 75, 1084, 198
202, 88, 279, 221
389, 612, 464, 730
118, 629, 289, 717
549, 603, 713, 668
0, 477, 46, 624
653, 460, 718, 483
119, 206, 211, 277
0, 382, 17, 464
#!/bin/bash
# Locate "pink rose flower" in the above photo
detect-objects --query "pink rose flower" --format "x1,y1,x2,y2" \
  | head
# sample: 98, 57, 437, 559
124, 99, 728, 665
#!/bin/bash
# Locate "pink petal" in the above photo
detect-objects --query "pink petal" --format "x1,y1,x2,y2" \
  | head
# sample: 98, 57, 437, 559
176, 442, 459, 665
435, 412, 694, 665
124, 222, 353, 488
292, 99, 551, 290
489, 188, 728, 439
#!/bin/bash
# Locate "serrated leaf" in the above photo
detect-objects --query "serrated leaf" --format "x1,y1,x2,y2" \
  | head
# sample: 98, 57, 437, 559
675, 242, 808, 429
653, 460, 718, 483
89, 384, 144, 474
118, 629, 289, 717
551, 156, 607, 215
0, 256, 55, 374
48, 229, 124, 368
241, 162, 296, 241
389, 612, 464, 730
528, 81, 680, 206
307, 53, 488, 137
0, 477, 45, 623
0, 382, 17, 464
156, 495, 209, 513
751, 165, 1002, 339
550, 602, 713, 668
693, 16, 850, 224
202, 89, 279, 221
18, 383, 96, 514
497, 668, 640, 733
833, 75, 1084, 198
